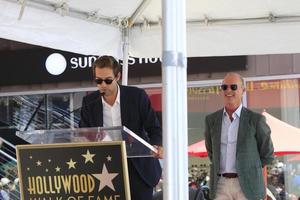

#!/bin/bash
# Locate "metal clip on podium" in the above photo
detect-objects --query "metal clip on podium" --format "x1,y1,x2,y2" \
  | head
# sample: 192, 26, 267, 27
16, 126, 157, 158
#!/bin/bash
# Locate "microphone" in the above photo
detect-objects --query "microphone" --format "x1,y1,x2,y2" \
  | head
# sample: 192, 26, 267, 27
49, 95, 101, 129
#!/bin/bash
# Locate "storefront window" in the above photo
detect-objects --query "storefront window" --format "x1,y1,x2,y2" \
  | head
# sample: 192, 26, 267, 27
145, 85, 224, 146
0, 95, 46, 131
47, 92, 85, 129
0, 92, 88, 131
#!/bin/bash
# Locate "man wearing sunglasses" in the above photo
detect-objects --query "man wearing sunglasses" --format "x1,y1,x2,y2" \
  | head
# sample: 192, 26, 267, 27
79, 55, 163, 200
204, 72, 274, 200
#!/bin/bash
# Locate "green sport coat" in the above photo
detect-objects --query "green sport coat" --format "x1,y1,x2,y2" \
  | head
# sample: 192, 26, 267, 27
204, 107, 274, 200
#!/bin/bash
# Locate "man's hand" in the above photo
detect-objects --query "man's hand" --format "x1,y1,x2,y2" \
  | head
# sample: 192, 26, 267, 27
152, 145, 163, 159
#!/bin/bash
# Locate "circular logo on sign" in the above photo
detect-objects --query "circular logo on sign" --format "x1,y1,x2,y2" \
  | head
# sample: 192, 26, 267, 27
45, 53, 67, 75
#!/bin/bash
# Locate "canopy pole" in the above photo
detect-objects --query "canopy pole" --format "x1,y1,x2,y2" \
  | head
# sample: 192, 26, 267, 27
162, 0, 188, 200
128, 0, 152, 27
122, 27, 129, 85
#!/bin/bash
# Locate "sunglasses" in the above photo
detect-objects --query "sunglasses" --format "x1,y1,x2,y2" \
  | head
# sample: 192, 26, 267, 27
95, 78, 114, 85
220, 84, 238, 91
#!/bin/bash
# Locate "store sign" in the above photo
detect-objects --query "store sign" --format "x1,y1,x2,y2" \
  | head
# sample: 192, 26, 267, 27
0, 49, 95, 86
0, 48, 246, 86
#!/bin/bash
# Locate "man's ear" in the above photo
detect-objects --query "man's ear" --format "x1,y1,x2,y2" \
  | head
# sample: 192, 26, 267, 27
116, 72, 121, 81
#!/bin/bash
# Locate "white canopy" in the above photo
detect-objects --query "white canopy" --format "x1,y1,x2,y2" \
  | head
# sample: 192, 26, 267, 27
262, 112, 300, 155
1, 0, 300, 57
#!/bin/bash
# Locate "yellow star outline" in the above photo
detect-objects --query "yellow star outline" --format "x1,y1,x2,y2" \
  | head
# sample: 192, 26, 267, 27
82, 149, 95, 163
66, 159, 77, 169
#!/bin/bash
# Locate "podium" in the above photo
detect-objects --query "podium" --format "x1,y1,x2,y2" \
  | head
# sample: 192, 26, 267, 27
15, 126, 156, 200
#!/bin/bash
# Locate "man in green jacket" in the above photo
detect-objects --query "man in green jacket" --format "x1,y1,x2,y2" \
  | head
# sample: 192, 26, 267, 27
204, 72, 274, 200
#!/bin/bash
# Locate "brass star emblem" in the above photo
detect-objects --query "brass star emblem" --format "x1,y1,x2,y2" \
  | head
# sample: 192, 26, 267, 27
106, 155, 112, 162
36, 160, 42, 166
93, 164, 118, 192
82, 150, 95, 163
55, 166, 61, 172
66, 159, 76, 169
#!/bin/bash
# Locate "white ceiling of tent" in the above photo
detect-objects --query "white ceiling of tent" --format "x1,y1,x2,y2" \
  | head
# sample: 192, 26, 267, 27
1, 0, 300, 57
142, 0, 300, 22
39, 0, 300, 23
44, 0, 143, 18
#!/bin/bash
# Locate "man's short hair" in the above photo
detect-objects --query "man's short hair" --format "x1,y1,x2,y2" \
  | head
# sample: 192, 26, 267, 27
92, 55, 121, 77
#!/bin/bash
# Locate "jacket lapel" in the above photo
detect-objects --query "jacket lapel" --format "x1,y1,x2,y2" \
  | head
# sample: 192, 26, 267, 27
119, 85, 129, 126
212, 109, 223, 165
93, 91, 103, 127
236, 107, 249, 153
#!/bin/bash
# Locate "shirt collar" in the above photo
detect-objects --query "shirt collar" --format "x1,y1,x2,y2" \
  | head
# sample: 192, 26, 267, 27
115, 84, 120, 105
223, 104, 243, 119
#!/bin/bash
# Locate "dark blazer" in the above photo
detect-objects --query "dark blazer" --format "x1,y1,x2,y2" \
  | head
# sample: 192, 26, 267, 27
204, 107, 274, 200
79, 85, 162, 188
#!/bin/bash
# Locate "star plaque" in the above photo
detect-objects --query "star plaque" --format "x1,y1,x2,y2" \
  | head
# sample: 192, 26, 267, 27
16, 141, 130, 200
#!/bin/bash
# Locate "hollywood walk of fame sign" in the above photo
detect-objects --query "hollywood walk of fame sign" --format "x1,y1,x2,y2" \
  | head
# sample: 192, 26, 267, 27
16, 141, 131, 200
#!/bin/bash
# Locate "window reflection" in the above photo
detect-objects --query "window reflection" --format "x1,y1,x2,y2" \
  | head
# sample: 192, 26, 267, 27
0, 95, 46, 131
0, 92, 87, 131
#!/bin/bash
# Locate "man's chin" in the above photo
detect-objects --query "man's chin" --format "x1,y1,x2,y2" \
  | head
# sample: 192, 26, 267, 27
225, 104, 239, 110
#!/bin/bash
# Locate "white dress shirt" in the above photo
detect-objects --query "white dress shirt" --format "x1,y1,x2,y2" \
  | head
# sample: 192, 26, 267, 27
220, 104, 242, 174
102, 85, 122, 140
